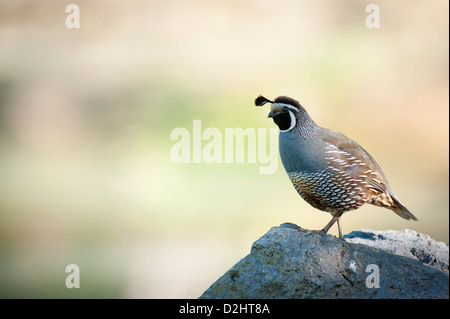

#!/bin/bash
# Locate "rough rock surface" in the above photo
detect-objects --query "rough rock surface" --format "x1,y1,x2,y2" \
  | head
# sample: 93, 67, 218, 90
200, 223, 449, 299
345, 228, 449, 273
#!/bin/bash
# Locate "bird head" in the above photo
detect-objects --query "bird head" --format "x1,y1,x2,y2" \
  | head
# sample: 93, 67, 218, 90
255, 95, 305, 132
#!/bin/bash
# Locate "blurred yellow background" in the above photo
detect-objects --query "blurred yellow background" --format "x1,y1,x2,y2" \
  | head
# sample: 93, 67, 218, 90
0, 0, 448, 298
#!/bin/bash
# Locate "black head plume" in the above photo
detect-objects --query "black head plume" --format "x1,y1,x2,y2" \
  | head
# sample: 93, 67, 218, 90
255, 95, 273, 107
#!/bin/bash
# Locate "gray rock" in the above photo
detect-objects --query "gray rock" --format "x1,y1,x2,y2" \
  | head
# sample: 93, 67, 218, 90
200, 223, 449, 299
345, 229, 449, 273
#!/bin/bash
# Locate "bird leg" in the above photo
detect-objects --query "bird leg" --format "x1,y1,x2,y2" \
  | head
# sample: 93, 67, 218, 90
320, 214, 344, 239
296, 214, 344, 239
337, 218, 343, 240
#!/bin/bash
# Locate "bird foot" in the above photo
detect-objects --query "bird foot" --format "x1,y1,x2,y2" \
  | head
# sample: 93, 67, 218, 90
296, 227, 344, 240
296, 228, 325, 235
310, 229, 327, 236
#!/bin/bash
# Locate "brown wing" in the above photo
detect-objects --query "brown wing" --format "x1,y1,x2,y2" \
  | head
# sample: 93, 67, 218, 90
320, 129, 417, 220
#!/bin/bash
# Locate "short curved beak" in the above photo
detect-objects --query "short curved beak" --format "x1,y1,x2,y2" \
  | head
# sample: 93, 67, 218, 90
267, 103, 286, 118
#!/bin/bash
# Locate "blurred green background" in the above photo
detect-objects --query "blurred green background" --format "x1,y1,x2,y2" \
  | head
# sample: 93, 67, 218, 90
0, 0, 448, 298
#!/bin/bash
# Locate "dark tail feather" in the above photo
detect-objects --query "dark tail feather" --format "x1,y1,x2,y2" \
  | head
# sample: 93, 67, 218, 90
389, 193, 418, 221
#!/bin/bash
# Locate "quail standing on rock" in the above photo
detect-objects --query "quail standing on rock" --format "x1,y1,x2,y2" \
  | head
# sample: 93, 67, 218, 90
255, 95, 417, 239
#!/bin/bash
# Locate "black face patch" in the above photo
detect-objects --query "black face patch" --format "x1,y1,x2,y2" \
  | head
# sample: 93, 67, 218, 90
272, 111, 292, 131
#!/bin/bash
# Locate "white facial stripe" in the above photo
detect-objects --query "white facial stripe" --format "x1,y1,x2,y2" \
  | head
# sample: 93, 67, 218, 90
271, 103, 298, 112
280, 109, 296, 132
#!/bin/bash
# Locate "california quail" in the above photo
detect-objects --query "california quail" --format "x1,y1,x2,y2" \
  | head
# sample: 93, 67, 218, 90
255, 95, 417, 239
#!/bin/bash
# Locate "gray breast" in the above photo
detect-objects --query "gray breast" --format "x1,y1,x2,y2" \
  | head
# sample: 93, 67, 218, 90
278, 131, 327, 174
